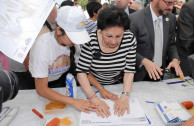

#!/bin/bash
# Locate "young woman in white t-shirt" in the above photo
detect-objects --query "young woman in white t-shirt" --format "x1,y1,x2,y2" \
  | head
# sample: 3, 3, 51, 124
29, 6, 97, 113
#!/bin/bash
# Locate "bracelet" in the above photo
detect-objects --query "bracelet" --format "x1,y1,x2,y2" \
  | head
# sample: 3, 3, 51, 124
122, 91, 130, 96
88, 94, 97, 100
98, 85, 104, 91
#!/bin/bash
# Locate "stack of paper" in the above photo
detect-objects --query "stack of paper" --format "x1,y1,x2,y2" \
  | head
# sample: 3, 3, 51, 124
156, 101, 192, 125
79, 98, 149, 126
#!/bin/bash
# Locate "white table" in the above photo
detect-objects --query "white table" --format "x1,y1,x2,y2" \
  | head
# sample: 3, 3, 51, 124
2, 77, 194, 126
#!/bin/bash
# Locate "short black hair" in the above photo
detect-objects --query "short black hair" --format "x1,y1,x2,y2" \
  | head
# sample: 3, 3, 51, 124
86, 2, 102, 18
88, 0, 99, 3
97, 5, 130, 31
60, 0, 74, 7
56, 24, 66, 36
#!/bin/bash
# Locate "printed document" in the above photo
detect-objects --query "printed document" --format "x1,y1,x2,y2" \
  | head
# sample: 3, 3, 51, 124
79, 98, 149, 126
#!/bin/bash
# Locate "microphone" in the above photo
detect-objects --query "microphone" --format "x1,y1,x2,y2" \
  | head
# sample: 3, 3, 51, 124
93, 51, 101, 59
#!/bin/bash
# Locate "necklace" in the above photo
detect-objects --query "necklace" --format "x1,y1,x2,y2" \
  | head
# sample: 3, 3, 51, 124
101, 39, 119, 49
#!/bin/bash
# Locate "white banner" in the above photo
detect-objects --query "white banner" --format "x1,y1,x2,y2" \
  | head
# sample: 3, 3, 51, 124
0, 0, 55, 63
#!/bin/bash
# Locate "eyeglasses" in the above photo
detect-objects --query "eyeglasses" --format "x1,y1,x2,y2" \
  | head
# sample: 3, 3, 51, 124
162, 0, 177, 5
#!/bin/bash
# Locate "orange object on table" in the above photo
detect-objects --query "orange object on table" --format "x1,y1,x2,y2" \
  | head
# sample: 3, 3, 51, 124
46, 118, 60, 126
181, 101, 194, 109
45, 101, 66, 110
60, 117, 73, 125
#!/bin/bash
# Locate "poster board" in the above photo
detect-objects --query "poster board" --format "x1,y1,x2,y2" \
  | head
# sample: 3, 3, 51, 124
0, 0, 55, 63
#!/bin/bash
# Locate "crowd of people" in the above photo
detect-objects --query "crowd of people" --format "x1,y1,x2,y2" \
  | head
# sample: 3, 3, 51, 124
0, 0, 194, 125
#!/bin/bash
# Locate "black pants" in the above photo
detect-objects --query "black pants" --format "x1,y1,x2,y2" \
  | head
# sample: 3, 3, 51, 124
14, 71, 71, 89
13, 71, 35, 90
48, 72, 68, 88
179, 54, 192, 76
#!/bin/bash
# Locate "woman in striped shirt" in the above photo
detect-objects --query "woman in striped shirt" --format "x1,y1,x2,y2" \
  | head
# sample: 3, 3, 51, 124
77, 6, 137, 118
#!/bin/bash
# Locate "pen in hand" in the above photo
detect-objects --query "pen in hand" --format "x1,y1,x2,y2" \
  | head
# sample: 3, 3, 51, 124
95, 90, 99, 94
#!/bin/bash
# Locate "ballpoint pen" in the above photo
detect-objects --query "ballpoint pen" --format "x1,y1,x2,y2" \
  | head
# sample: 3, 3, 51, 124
86, 90, 99, 100
95, 90, 99, 94
145, 101, 156, 104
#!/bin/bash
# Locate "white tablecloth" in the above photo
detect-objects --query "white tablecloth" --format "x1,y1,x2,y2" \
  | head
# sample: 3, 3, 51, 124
2, 77, 194, 126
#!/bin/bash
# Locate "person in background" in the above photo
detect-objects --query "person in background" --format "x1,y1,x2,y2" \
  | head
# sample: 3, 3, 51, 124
74, 0, 79, 7
85, 2, 102, 34
77, 5, 136, 118
101, 0, 109, 7
144, 1, 150, 7
0, 52, 10, 71
60, 0, 74, 7
176, 0, 194, 76
174, 0, 185, 14
130, 0, 144, 11
115, 0, 136, 16
129, 0, 184, 81
128, 0, 133, 8
84, 0, 101, 19
29, 6, 97, 113
171, 0, 185, 21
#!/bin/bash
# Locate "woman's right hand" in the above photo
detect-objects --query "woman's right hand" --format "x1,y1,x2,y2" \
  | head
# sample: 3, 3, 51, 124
72, 99, 98, 113
100, 88, 118, 101
91, 97, 111, 118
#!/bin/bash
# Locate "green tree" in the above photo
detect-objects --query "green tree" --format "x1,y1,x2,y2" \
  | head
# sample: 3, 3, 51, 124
78, 0, 88, 10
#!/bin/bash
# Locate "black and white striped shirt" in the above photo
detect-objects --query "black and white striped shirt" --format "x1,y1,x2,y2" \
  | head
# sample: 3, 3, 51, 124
85, 19, 97, 34
76, 30, 136, 85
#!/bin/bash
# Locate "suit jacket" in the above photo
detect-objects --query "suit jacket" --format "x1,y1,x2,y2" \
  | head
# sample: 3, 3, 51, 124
176, 0, 194, 76
177, 0, 194, 57
128, 7, 136, 14
129, 5, 179, 81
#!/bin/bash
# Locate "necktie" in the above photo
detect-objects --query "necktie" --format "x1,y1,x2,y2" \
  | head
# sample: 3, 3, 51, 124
153, 18, 162, 67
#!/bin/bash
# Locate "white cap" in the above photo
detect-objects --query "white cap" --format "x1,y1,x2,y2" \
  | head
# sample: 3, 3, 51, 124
56, 6, 91, 44
101, 0, 109, 5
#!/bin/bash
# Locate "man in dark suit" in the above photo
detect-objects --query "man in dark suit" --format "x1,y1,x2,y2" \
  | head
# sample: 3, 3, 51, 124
115, 0, 136, 15
176, 0, 194, 76
129, 0, 184, 81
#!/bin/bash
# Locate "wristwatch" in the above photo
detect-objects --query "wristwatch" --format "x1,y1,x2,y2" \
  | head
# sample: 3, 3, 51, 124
122, 91, 130, 96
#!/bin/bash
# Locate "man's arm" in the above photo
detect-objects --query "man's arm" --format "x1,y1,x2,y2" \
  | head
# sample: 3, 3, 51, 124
166, 14, 184, 78
129, 16, 145, 68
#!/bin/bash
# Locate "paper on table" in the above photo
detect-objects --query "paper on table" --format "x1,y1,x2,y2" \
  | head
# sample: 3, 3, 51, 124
0, 107, 18, 126
166, 77, 194, 90
0, 0, 55, 63
79, 98, 149, 126
156, 101, 192, 125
